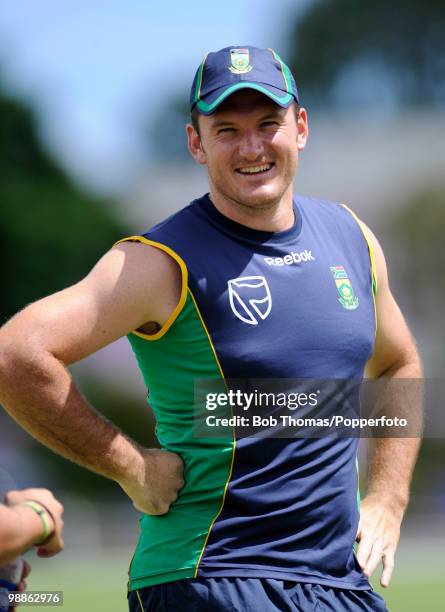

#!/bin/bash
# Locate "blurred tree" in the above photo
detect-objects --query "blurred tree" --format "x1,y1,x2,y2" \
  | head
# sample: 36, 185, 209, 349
384, 188, 445, 505
0, 90, 149, 497
147, 94, 191, 161
389, 187, 445, 343
289, 0, 445, 109
0, 91, 130, 323
391, 188, 445, 296
146, 0, 445, 158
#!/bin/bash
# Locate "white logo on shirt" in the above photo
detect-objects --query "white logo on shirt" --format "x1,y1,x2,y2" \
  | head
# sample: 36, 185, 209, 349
227, 276, 272, 325
264, 249, 315, 266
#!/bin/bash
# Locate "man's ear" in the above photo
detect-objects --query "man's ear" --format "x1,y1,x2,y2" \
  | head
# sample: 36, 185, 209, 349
296, 107, 309, 151
186, 124, 207, 165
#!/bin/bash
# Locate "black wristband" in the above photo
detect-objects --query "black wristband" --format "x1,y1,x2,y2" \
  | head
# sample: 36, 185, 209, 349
27, 499, 55, 525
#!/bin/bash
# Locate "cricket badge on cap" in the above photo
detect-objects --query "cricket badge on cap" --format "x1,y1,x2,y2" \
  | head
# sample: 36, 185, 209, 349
330, 266, 359, 310
229, 48, 253, 74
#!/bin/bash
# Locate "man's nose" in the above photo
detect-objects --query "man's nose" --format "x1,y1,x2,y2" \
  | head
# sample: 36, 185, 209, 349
238, 129, 264, 160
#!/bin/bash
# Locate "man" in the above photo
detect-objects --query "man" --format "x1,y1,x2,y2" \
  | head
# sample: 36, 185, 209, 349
0, 46, 421, 611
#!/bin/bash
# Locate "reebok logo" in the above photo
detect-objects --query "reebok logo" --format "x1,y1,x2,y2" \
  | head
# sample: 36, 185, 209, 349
264, 249, 315, 266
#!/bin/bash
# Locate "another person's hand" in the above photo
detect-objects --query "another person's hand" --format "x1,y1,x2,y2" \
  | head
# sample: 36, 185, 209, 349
8, 560, 31, 611
119, 449, 184, 515
6, 488, 64, 557
16, 559, 31, 593
356, 493, 403, 587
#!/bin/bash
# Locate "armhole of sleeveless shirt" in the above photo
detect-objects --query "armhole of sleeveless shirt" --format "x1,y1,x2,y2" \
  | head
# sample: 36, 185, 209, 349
113, 235, 188, 341
339, 203, 378, 341
339, 204, 378, 296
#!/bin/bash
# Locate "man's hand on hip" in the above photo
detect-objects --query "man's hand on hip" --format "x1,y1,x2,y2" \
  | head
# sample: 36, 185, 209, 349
356, 493, 404, 588
119, 449, 185, 515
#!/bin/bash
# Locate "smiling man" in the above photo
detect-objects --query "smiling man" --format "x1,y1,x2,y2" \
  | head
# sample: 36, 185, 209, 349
0, 46, 422, 611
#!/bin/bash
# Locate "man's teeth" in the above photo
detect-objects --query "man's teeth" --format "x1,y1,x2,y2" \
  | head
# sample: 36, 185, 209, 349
238, 164, 272, 174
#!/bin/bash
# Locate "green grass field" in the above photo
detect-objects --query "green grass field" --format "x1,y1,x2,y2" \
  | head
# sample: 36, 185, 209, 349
374, 579, 443, 610
24, 553, 128, 611
24, 546, 443, 611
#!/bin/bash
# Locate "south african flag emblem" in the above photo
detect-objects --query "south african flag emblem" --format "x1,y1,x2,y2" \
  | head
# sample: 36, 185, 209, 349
330, 266, 359, 310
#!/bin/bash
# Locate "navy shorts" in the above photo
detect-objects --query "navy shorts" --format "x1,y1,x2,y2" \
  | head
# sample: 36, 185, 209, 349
128, 578, 388, 611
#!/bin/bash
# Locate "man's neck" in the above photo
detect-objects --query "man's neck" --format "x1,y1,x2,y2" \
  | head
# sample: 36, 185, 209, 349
208, 189, 295, 233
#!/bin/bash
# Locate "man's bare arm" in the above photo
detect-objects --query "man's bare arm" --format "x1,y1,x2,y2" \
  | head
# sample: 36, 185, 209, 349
357, 226, 423, 587
0, 242, 184, 514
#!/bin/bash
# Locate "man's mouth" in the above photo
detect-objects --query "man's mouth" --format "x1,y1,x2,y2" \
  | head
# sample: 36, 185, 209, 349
236, 163, 274, 175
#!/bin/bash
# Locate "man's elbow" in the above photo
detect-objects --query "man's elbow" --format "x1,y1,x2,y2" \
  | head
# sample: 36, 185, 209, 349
366, 345, 423, 379
393, 344, 423, 378
0, 334, 23, 385
0, 325, 50, 399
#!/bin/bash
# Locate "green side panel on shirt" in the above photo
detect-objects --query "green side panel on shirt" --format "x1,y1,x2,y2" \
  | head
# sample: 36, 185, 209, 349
126, 291, 233, 590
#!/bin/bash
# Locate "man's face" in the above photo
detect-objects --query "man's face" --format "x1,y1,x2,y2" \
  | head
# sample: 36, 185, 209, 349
187, 90, 308, 212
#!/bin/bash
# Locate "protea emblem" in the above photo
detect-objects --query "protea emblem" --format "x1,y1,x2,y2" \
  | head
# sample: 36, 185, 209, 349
330, 266, 359, 310
229, 48, 253, 74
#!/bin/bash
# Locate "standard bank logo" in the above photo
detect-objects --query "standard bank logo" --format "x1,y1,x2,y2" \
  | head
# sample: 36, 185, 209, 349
264, 249, 315, 266
228, 276, 272, 325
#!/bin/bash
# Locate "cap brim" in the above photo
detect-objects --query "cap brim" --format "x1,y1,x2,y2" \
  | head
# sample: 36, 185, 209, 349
194, 82, 295, 115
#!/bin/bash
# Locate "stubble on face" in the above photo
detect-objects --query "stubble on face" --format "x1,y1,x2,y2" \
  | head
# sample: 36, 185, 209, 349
197, 91, 301, 220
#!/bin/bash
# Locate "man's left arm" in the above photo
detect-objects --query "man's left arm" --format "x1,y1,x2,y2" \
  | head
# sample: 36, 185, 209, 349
356, 224, 423, 588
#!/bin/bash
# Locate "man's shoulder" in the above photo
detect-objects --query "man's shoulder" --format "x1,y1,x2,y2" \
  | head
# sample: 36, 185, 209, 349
297, 193, 345, 212
115, 194, 211, 267
296, 194, 354, 222
296, 194, 369, 239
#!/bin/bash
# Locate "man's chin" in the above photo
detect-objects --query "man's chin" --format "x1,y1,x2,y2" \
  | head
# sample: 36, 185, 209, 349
233, 189, 282, 211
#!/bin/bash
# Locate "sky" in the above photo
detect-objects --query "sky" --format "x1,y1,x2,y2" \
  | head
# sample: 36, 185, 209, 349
0, 0, 311, 195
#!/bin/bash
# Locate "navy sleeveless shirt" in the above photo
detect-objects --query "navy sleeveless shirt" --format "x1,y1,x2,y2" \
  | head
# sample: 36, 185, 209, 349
125, 193, 376, 590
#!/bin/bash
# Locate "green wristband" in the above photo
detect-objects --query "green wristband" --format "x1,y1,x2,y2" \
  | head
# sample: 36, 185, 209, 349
20, 500, 52, 545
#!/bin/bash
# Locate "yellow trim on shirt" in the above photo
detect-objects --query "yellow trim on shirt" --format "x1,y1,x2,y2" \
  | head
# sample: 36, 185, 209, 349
113, 236, 188, 341
187, 288, 236, 578
340, 204, 378, 339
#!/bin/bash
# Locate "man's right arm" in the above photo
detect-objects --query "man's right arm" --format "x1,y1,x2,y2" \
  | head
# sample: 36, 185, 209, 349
0, 242, 184, 515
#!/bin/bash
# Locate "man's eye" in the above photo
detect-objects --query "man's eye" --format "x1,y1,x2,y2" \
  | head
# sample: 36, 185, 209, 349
217, 127, 235, 134
261, 121, 278, 128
